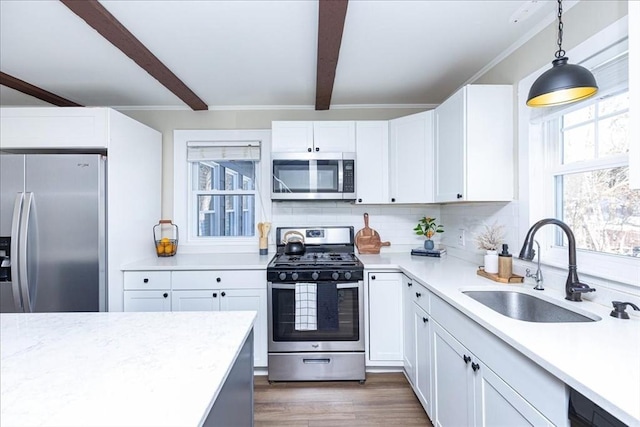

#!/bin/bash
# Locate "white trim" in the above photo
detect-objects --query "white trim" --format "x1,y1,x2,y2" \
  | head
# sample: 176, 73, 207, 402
518, 16, 638, 288
114, 104, 435, 112
174, 129, 272, 252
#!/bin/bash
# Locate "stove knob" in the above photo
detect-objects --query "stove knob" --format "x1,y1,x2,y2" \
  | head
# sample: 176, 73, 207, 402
311, 272, 319, 281
291, 272, 299, 281
332, 272, 340, 281
344, 271, 352, 280
278, 272, 287, 281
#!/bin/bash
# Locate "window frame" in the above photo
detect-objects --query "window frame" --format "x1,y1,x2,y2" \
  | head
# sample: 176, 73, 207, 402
517, 16, 638, 287
174, 130, 272, 251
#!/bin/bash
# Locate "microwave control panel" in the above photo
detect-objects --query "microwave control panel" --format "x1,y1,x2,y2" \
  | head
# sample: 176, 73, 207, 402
343, 160, 355, 192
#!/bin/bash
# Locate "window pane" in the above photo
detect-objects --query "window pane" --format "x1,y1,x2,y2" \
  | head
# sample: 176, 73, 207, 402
563, 105, 595, 127
194, 161, 255, 191
598, 92, 629, 116
196, 195, 255, 237
558, 167, 640, 256
562, 124, 595, 164
598, 112, 629, 157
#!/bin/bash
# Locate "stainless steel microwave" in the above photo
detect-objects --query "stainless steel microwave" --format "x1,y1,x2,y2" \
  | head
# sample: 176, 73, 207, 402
271, 152, 356, 200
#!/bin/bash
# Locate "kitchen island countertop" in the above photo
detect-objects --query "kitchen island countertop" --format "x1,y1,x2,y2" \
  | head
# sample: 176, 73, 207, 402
0, 311, 256, 426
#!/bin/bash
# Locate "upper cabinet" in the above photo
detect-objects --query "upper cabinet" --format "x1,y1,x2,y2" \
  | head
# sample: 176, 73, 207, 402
434, 85, 513, 202
355, 121, 389, 204
272, 121, 356, 153
389, 111, 435, 204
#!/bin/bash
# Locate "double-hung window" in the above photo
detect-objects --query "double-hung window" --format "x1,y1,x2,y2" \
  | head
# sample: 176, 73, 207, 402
524, 32, 638, 284
187, 142, 260, 237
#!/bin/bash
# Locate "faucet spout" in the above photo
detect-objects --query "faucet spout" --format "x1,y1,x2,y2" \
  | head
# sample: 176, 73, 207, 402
518, 218, 595, 301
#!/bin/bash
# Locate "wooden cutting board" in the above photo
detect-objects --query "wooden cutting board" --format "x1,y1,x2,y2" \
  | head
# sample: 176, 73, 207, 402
355, 213, 390, 254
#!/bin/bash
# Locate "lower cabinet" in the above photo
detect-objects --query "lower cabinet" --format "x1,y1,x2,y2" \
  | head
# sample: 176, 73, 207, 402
123, 270, 268, 368
367, 271, 404, 364
124, 290, 171, 312
402, 275, 416, 383
414, 303, 432, 418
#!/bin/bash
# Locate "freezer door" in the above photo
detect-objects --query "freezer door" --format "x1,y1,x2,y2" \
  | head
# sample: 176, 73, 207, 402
24, 154, 104, 312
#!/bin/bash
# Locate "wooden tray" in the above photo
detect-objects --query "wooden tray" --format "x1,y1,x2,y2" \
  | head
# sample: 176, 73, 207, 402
476, 268, 524, 283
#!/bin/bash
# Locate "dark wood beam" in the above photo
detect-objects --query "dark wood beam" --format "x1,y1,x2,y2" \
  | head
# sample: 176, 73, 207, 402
315, 0, 348, 110
0, 72, 83, 106
60, 0, 208, 111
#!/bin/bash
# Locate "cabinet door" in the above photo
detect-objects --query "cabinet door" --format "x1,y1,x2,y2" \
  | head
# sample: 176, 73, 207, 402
403, 275, 416, 384
220, 288, 268, 368
355, 121, 389, 204
368, 272, 403, 362
435, 87, 466, 202
124, 290, 171, 312
432, 321, 474, 427
389, 111, 434, 203
172, 290, 220, 311
272, 121, 314, 152
415, 304, 433, 418
313, 121, 356, 152
475, 361, 552, 427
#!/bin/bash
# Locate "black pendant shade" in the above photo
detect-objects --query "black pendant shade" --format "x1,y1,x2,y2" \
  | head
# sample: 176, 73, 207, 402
527, 57, 598, 107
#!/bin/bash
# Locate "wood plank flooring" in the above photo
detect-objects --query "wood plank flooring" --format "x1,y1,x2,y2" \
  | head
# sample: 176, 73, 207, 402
254, 372, 433, 427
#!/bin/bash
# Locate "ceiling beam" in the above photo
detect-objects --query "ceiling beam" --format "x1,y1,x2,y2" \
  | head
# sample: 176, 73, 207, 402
60, 0, 208, 111
315, 0, 348, 110
0, 72, 83, 107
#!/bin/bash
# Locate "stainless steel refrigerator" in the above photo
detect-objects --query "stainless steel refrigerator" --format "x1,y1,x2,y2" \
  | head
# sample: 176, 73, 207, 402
0, 152, 106, 313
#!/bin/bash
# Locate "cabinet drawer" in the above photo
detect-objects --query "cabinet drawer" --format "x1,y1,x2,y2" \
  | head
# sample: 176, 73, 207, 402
123, 271, 171, 290
172, 270, 265, 290
411, 282, 431, 313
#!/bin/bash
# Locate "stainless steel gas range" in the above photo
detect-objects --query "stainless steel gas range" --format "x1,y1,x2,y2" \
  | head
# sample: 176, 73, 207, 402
267, 226, 365, 383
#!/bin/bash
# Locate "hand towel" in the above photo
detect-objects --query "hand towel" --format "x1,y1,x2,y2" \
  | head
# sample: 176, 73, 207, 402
317, 283, 339, 331
295, 283, 317, 331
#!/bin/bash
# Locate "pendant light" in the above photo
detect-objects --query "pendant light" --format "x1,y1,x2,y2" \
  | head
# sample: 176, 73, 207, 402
526, 0, 598, 107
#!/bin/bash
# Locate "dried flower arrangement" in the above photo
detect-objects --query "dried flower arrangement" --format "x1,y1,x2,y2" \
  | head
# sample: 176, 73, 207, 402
474, 222, 505, 251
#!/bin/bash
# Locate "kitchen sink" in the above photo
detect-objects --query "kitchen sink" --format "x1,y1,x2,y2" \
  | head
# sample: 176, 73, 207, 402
462, 290, 600, 323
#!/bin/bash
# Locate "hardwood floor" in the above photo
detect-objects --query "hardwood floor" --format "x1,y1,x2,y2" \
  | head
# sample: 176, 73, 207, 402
254, 372, 433, 427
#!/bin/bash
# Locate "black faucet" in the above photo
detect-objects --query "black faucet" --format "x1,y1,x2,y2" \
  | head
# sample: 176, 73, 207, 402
519, 218, 596, 302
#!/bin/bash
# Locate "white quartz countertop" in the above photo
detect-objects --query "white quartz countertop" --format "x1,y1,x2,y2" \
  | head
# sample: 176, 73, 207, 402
122, 252, 272, 271
0, 311, 256, 427
358, 252, 640, 426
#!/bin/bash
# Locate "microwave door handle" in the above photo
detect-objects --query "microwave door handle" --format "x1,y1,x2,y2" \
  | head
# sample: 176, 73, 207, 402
338, 159, 344, 192
309, 160, 318, 192
10, 193, 25, 311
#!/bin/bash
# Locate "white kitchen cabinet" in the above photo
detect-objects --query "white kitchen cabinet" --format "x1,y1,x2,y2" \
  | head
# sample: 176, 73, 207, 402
434, 85, 513, 202
124, 290, 171, 312
630, 1, 640, 189
389, 111, 435, 203
402, 275, 416, 384
170, 270, 268, 367
271, 121, 355, 153
367, 272, 403, 364
123, 271, 171, 291
355, 121, 389, 204
414, 303, 432, 419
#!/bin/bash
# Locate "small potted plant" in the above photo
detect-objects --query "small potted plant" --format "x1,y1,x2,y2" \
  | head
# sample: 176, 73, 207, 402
414, 217, 444, 250
474, 222, 505, 274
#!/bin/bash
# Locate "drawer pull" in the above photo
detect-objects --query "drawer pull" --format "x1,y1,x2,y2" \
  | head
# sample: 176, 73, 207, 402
422, 317, 429, 323
463, 354, 471, 364
143, 278, 149, 283
303, 358, 330, 364
416, 292, 422, 298
213, 292, 218, 298
162, 293, 168, 298
472, 362, 480, 372
216, 277, 221, 283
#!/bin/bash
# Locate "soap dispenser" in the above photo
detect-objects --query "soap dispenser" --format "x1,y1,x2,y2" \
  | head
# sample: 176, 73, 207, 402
498, 244, 513, 279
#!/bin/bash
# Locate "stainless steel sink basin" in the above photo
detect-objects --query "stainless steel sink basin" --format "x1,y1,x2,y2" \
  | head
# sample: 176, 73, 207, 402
462, 290, 600, 323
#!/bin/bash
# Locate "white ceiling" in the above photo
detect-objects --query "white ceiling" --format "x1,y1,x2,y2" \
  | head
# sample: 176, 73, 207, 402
0, 0, 562, 110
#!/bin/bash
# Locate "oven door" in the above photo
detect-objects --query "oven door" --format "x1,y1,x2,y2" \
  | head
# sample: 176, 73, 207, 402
271, 153, 348, 200
267, 281, 364, 352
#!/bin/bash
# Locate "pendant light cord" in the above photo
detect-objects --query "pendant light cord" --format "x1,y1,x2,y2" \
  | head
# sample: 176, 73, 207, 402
555, 0, 566, 58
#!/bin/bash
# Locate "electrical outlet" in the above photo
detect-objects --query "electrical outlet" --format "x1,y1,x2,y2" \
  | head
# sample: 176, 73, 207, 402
458, 229, 466, 247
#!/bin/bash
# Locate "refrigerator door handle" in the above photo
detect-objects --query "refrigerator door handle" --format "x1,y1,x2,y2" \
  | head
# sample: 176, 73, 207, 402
18, 192, 34, 313
10, 192, 25, 311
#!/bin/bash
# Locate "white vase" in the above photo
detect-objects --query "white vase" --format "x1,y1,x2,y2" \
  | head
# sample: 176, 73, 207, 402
484, 250, 499, 274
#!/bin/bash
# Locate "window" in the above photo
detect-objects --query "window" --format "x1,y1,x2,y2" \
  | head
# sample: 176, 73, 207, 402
546, 90, 638, 257
519, 20, 638, 286
186, 141, 261, 238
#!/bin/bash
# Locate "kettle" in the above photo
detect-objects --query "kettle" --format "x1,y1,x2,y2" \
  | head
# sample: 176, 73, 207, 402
283, 231, 305, 255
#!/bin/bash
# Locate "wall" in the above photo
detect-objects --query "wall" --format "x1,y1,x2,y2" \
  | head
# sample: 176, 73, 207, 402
122, 107, 426, 218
